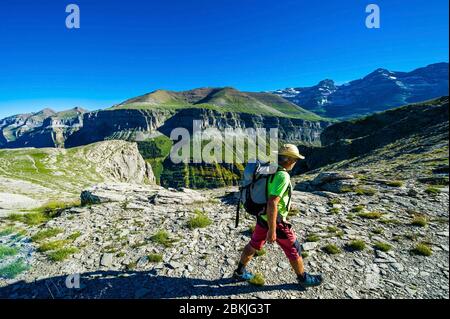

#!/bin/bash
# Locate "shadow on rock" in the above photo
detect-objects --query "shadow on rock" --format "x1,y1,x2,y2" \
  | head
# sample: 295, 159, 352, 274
0, 270, 301, 299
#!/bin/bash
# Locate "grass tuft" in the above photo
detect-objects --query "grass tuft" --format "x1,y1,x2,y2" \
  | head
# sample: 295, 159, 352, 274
330, 207, 340, 214
67, 231, 82, 241
31, 228, 63, 242
328, 198, 341, 205
411, 243, 432, 256
0, 227, 16, 237
148, 253, 163, 263
411, 216, 428, 227
374, 241, 392, 252
187, 210, 212, 229
0, 259, 29, 279
371, 228, 384, 235
306, 234, 320, 242
7, 200, 81, 226
352, 205, 365, 213
37, 240, 69, 252
322, 244, 341, 255
347, 240, 366, 251
8, 212, 49, 226
0, 245, 19, 259
47, 247, 78, 262
425, 186, 441, 195
150, 230, 178, 248
355, 187, 377, 196
357, 211, 383, 219
386, 180, 404, 187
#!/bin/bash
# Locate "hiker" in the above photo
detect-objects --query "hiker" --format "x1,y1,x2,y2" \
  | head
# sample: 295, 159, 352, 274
234, 144, 323, 288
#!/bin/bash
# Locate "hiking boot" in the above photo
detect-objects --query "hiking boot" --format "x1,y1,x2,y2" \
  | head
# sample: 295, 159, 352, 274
298, 273, 323, 288
233, 269, 255, 281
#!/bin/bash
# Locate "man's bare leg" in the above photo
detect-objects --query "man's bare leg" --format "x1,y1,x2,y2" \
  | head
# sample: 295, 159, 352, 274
289, 257, 305, 276
239, 243, 257, 266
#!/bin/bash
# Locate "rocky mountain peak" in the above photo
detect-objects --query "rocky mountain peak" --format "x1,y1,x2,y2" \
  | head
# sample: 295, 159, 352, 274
273, 62, 449, 118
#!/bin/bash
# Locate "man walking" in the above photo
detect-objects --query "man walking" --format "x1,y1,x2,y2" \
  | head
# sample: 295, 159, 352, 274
234, 144, 323, 288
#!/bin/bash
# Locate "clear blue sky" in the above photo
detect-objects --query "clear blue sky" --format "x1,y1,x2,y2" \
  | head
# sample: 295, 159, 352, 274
0, 0, 448, 118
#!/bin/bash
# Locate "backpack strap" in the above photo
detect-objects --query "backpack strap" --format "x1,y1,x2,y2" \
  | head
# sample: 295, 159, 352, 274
286, 183, 292, 213
235, 187, 241, 228
269, 167, 293, 214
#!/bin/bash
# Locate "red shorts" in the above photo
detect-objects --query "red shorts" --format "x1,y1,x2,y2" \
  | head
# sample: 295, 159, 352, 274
249, 220, 302, 261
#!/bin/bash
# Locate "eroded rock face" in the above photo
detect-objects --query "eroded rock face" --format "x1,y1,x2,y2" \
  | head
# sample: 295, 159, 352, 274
82, 140, 156, 185
159, 108, 330, 144
80, 182, 206, 206
65, 109, 173, 147
295, 171, 358, 193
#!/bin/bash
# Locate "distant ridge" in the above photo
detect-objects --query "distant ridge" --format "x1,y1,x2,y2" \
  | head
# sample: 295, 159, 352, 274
273, 62, 449, 119
111, 87, 324, 121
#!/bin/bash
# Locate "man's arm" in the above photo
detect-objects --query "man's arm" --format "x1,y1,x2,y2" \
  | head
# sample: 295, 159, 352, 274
266, 195, 280, 243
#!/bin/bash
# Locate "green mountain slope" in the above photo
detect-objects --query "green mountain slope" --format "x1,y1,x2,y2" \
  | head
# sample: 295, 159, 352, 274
295, 96, 449, 174
111, 87, 325, 121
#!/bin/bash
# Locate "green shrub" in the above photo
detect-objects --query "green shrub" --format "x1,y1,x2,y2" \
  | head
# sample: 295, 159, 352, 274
340, 187, 354, 193
37, 240, 69, 252
386, 180, 404, 187
67, 231, 82, 241
0, 259, 29, 279
48, 247, 78, 262
187, 210, 212, 229
0, 245, 19, 259
374, 241, 392, 252
355, 187, 377, 196
148, 253, 163, 263
125, 261, 137, 270
322, 244, 341, 255
150, 230, 178, 248
326, 226, 340, 233
330, 207, 340, 214
0, 227, 16, 237
347, 240, 366, 251
371, 228, 384, 235
357, 212, 383, 219
328, 198, 341, 205
306, 234, 320, 242
379, 218, 401, 224
425, 186, 441, 195
8, 201, 80, 226
411, 216, 428, 227
412, 243, 432, 256
8, 212, 49, 226
31, 228, 63, 242
352, 205, 365, 213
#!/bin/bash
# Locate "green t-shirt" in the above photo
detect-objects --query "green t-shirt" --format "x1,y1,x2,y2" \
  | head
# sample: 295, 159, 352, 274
260, 168, 292, 222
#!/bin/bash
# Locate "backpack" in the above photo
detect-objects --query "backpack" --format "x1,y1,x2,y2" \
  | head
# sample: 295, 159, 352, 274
235, 160, 291, 228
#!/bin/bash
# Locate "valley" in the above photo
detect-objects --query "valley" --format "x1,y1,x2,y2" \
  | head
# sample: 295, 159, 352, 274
0, 74, 448, 299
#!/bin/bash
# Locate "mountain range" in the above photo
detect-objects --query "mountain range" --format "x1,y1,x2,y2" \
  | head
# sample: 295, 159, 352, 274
0, 87, 330, 149
0, 62, 448, 151
272, 62, 449, 118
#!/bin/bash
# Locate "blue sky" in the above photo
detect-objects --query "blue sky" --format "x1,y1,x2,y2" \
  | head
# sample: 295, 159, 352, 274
0, 0, 448, 118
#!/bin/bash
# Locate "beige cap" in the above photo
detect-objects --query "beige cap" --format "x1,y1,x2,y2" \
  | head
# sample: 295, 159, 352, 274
278, 144, 305, 160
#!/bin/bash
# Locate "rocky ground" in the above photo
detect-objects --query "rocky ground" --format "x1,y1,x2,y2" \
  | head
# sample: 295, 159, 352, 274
0, 171, 448, 299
